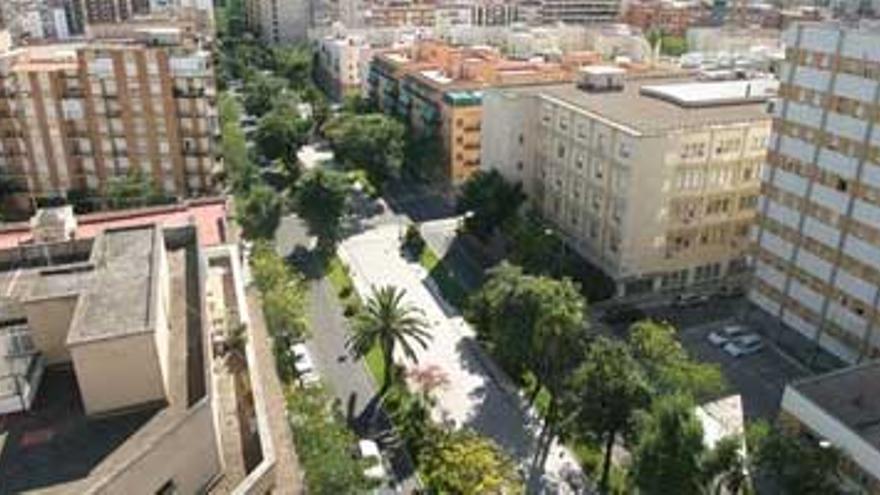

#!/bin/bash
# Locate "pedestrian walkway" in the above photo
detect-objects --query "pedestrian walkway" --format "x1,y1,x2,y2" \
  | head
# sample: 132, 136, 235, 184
340, 225, 583, 493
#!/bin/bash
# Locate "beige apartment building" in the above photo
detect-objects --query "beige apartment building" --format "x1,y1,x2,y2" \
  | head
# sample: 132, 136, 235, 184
0, 26, 219, 209
750, 23, 880, 364
482, 69, 774, 297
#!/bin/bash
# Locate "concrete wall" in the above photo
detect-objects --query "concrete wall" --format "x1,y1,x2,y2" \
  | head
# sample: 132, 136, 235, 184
154, 232, 172, 397
24, 296, 78, 365
87, 398, 221, 495
71, 333, 166, 415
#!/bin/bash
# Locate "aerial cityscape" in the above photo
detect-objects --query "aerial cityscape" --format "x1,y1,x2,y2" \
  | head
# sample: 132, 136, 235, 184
0, 0, 878, 494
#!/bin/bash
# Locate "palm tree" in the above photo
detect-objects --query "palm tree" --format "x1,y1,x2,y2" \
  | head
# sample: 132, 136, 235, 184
347, 285, 432, 395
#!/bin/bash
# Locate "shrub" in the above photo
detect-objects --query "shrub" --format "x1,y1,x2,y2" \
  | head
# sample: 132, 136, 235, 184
343, 302, 359, 318
339, 285, 353, 298
403, 224, 426, 255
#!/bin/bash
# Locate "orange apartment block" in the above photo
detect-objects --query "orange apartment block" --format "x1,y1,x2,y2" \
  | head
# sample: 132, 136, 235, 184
368, 40, 596, 183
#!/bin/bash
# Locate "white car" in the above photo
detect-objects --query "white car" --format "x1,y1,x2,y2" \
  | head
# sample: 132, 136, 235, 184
723, 334, 764, 357
358, 439, 388, 481
707, 325, 749, 346
290, 343, 320, 385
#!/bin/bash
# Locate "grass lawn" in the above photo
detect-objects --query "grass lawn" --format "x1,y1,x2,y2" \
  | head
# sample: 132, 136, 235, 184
365, 344, 385, 384
418, 247, 469, 308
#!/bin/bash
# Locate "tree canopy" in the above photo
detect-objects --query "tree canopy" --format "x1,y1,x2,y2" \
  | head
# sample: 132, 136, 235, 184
236, 183, 282, 239
456, 170, 525, 239
242, 73, 288, 117
293, 168, 350, 252
628, 320, 725, 399
630, 394, 707, 495
420, 429, 523, 495
748, 421, 844, 495
323, 113, 405, 185
347, 285, 432, 395
563, 337, 650, 493
254, 104, 311, 164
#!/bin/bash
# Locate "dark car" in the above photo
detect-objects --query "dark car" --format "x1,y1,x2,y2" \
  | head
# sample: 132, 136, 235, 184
602, 305, 646, 325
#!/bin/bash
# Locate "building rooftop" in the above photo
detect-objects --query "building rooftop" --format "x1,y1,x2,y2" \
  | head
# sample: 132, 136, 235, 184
791, 361, 880, 451
0, 197, 229, 250
67, 226, 158, 345
506, 77, 773, 135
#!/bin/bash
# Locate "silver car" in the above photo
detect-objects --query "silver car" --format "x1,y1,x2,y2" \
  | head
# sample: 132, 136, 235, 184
723, 334, 764, 357
708, 325, 749, 346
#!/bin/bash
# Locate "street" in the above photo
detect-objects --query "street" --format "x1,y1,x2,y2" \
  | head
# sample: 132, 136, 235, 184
340, 224, 585, 494
274, 214, 419, 492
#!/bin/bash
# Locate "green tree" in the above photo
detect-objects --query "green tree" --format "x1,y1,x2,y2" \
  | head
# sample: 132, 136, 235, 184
242, 73, 287, 117
628, 320, 724, 399
249, 241, 308, 351
288, 387, 372, 494
631, 394, 706, 495
342, 93, 372, 114
383, 384, 438, 458
456, 170, 525, 239
105, 168, 169, 209
403, 133, 445, 181
273, 46, 313, 90
347, 285, 432, 395
323, 113, 405, 185
254, 106, 311, 163
466, 262, 588, 469
420, 429, 524, 495
563, 337, 649, 493
701, 435, 749, 495
749, 421, 843, 495
293, 169, 349, 253
505, 211, 564, 276
236, 184, 282, 239
219, 93, 258, 194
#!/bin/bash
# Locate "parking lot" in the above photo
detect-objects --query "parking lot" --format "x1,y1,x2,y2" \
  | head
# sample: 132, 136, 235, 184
679, 318, 808, 420
597, 296, 811, 421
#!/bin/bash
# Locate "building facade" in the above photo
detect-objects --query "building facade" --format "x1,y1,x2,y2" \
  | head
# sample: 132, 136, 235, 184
314, 34, 372, 101
540, 0, 622, 24
244, 0, 308, 44
623, 0, 702, 37
0, 27, 219, 207
368, 40, 577, 182
482, 72, 774, 296
750, 23, 880, 364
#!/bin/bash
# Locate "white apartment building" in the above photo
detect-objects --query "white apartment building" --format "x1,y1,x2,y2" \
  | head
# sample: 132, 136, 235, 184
245, 0, 308, 44
482, 69, 774, 297
750, 23, 880, 364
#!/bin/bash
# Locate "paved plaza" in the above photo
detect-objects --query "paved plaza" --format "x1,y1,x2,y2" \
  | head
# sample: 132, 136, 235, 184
340, 224, 584, 492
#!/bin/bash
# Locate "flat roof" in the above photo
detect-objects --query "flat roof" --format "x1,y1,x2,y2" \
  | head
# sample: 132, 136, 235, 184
791, 361, 880, 451
66, 226, 158, 345
503, 77, 771, 135
640, 79, 778, 108
0, 197, 229, 250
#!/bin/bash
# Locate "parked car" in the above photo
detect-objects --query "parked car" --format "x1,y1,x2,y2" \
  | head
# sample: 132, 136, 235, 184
717, 285, 745, 298
358, 439, 388, 482
723, 334, 764, 357
707, 324, 750, 346
290, 343, 320, 385
601, 305, 646, 325
673, 293, 710, 308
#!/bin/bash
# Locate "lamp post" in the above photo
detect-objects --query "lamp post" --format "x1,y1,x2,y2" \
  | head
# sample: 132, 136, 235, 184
544, 227, 566, 277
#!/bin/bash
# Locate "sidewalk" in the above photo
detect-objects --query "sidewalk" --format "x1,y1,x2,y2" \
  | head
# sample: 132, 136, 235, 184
339, 225, 583, 493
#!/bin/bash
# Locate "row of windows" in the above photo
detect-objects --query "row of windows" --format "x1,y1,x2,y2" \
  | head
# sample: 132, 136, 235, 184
675, 161, 761, 191
787, 47, 880, 80
769, 149, 880, 208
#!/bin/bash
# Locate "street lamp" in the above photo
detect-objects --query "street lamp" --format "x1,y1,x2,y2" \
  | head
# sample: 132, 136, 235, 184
544, 227, 566, 277
458, 210, 474, 232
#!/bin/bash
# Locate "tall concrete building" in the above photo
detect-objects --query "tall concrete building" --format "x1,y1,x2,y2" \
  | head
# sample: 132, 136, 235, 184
0, 27, 219, 209
244, 0, 309, 44
750, 23, 880, 364
540, 0, 622, 24
482, 69, 774, 296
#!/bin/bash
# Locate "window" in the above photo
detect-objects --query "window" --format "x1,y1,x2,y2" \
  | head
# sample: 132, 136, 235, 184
557, 144, 566, 160
156, 480, 178, 495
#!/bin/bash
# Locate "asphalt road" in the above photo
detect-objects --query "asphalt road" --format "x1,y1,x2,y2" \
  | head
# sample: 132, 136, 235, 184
275, 213, 420, 492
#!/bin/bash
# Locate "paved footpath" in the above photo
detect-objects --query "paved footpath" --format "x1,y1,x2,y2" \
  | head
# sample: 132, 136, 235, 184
340, 225, 584, 493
